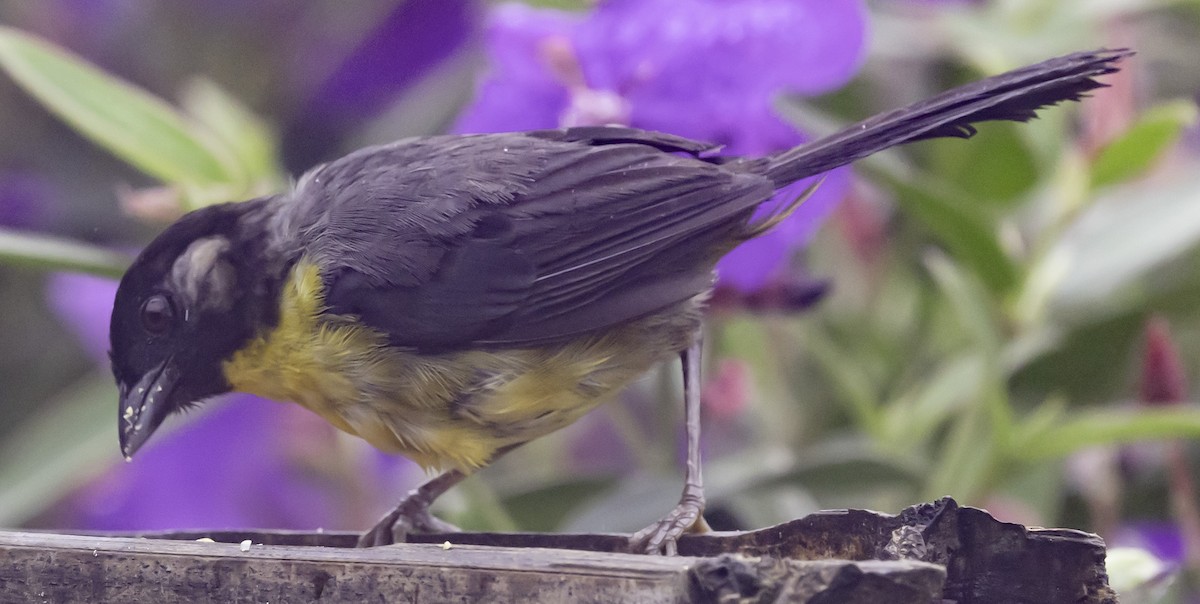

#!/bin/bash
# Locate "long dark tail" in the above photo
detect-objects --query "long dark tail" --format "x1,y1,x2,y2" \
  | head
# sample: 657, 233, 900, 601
762, 48, 1131, 188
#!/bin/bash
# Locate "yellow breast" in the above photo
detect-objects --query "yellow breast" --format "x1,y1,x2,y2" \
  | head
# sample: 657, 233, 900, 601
222, 261, 696, 472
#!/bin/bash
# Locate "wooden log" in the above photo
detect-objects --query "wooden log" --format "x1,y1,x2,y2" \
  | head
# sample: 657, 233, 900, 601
0, 531, 944, 603
0, 497, 1113, 603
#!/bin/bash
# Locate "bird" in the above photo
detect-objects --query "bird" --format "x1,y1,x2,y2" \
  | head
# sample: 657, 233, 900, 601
108, 48, 1129, 554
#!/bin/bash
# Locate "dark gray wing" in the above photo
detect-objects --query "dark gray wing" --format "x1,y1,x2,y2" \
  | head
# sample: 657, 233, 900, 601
281, 127, 774, 351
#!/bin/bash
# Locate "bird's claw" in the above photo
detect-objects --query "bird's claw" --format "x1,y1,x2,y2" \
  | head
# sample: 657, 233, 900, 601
356, 496, 460, 547
630, 494, 709, 555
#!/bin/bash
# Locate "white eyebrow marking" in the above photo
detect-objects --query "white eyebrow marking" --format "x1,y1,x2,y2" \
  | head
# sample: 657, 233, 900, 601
169, 236, 236, 311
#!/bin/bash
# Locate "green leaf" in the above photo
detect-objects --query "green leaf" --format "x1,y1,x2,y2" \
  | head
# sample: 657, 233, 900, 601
923, 407, 999, 502
501, 477, 615, 532
1033, 176, 1200, 321
0, 374, 116, 526
0, 26, 233, 185
1013, 405, 1200, 461
924, 250, 1004, 356
880, 171, 1020, 294
0, 373, 225, 526
560, 472, 691, 533
180, 77, 282, 192
1008, 313, 1144, 402
562, 445, 812, 533
1105, 547, 1179, 604
1009, 397, 1068, 452
800, 325, 884, 437
930, 123, 1040, 206
446, 475, 520, 533
881, 353, 986, 449
0, 228, 130, 278
746, 439, 925, 495
1091, 100, 1199, 189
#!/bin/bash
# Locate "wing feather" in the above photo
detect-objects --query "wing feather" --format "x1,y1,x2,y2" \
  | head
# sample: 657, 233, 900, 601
288, 128, 771, 351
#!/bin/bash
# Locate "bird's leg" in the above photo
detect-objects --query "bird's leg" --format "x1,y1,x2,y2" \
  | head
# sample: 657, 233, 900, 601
630, 336, 711, 555
357, 469, 466, 547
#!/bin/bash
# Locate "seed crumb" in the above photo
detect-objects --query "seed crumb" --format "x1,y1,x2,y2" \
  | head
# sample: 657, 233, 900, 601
239, 539, 252, 552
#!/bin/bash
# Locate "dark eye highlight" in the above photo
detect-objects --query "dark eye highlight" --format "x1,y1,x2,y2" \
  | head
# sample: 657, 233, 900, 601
140, 294, 175, 334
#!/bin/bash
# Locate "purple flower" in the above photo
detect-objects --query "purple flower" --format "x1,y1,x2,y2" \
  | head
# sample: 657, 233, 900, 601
303, 0, 476, 124
46, 273, 117, 364
0, 171, 54, 231
62, 392, 423, 532
10, 0, 149, 62
283, 0, 478, 170
31, 2, 481, 532
1112, 522, 1187, 566
887, 0, 983, 6
455, 0, 867, 291
44, 273, 423, 531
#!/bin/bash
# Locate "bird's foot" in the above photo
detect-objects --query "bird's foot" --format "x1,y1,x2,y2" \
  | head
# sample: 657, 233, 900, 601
356, 494, 461, 547
629, 488, 710, 555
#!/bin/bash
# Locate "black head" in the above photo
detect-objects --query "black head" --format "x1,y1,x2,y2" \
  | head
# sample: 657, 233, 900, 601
110, 198, 278, 458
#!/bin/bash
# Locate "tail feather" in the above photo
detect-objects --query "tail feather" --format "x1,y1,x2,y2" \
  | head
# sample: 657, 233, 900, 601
761, 48, 1132, 187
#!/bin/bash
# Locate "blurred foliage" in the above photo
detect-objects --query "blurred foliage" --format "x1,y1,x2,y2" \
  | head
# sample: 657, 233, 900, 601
0, 0, 1199, 601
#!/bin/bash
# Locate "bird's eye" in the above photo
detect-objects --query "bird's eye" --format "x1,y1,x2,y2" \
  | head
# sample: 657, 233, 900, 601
140, 294, 175, 334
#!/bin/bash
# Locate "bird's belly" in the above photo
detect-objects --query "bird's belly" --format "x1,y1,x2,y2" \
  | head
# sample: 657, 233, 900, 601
321, 349, 663, 470
224, 299, 704, 472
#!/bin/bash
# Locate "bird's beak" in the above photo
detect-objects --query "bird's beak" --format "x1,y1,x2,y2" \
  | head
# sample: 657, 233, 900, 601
119, 359, 180, 459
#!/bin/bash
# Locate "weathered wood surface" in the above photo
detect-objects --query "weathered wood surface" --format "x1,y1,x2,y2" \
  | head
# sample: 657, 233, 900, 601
0, 532, 943, 603
0, 497, 1114, 603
